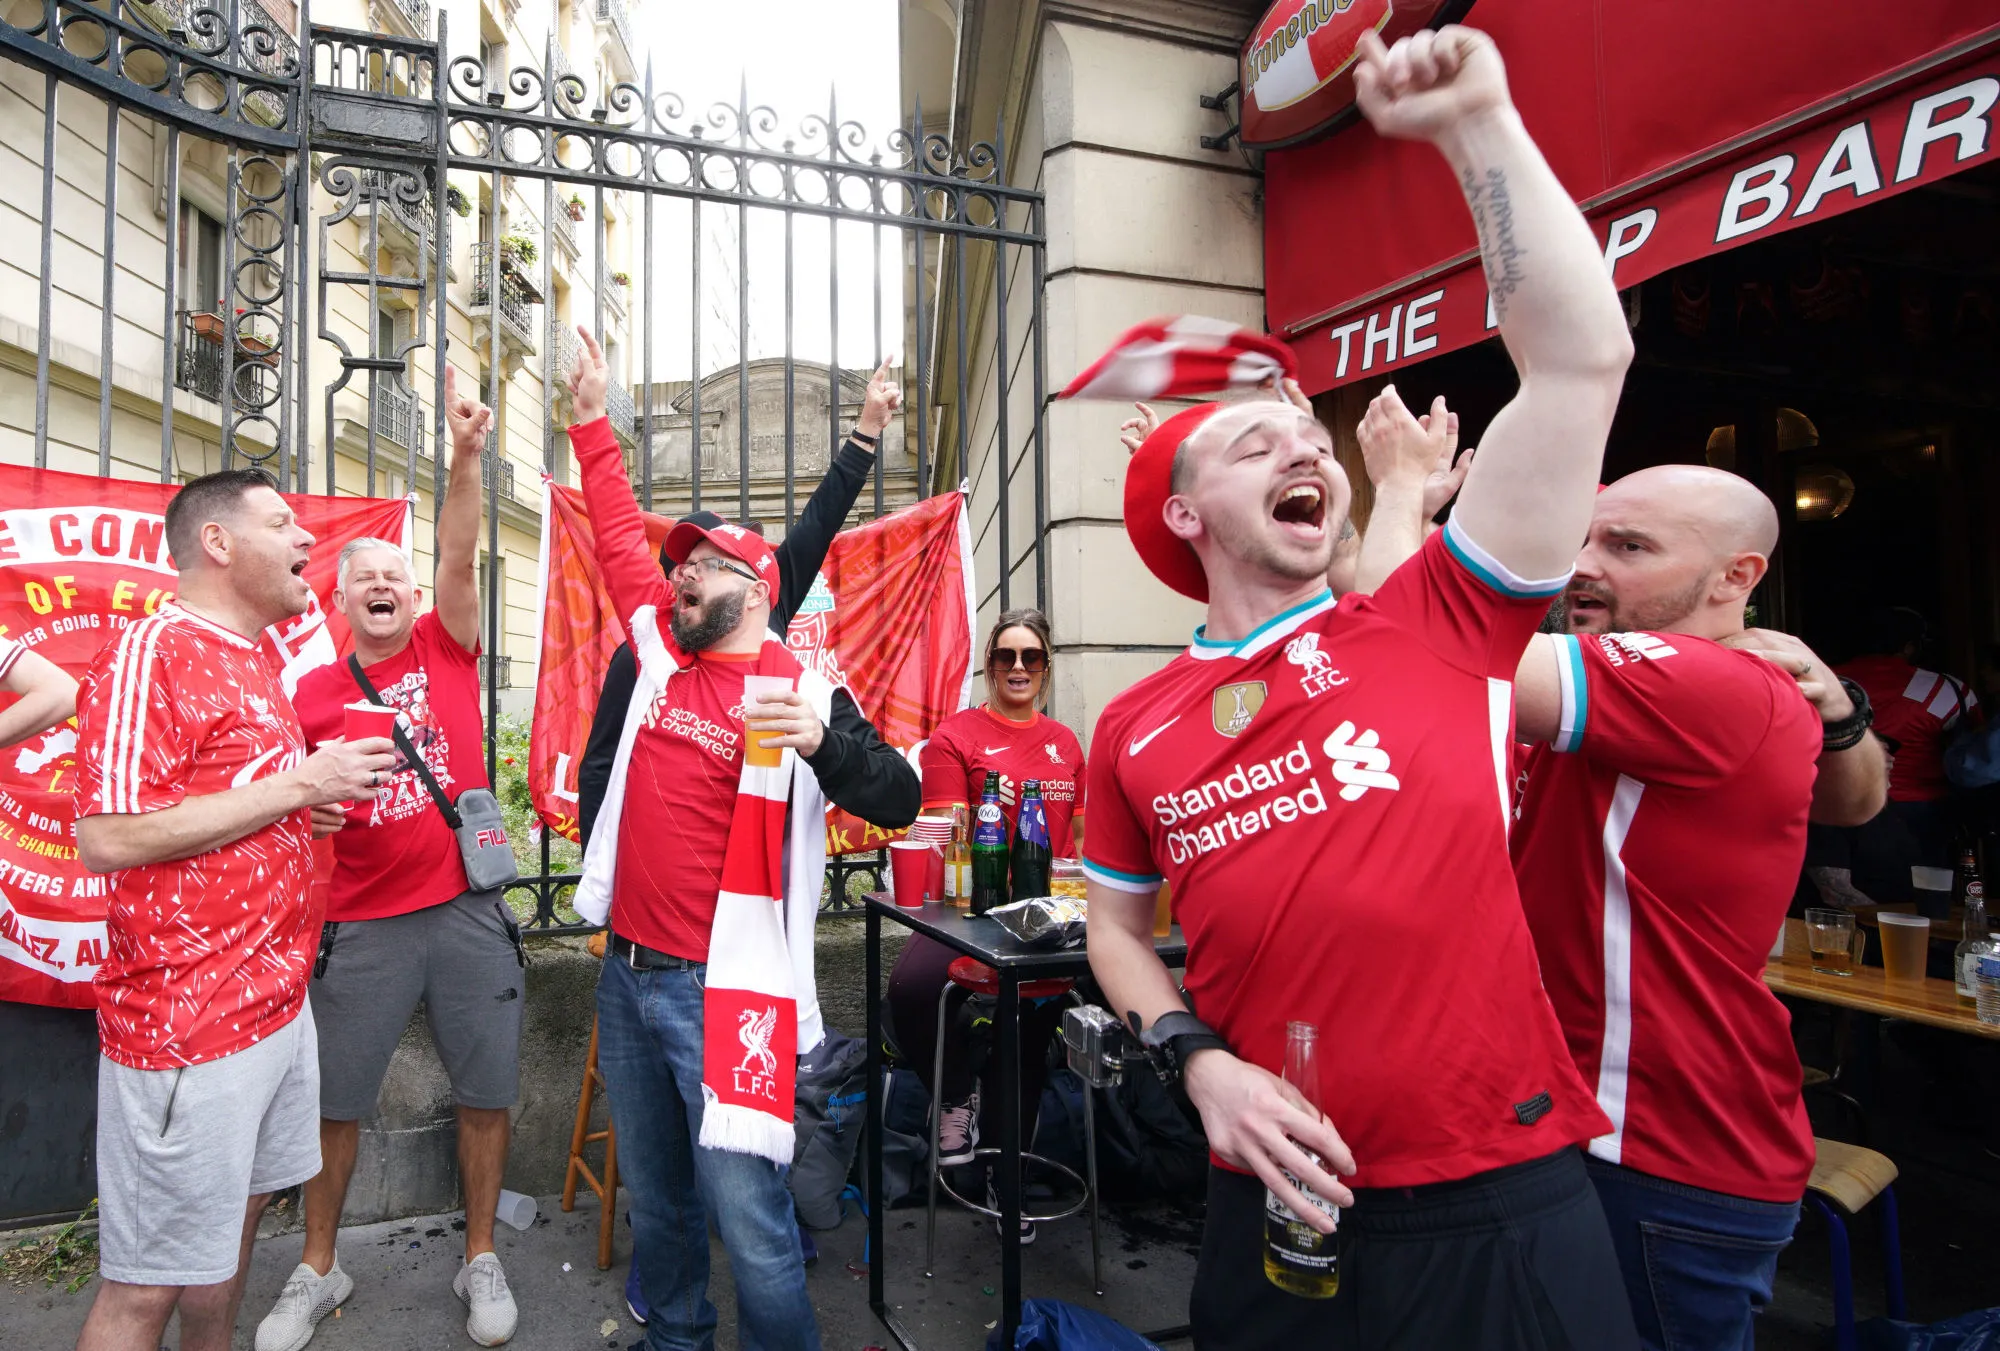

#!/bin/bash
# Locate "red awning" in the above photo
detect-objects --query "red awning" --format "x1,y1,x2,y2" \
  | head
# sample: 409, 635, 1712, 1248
1264, 1, 2000, 393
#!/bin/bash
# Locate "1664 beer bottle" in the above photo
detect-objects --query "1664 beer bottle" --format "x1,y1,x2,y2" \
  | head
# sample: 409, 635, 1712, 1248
1264, 1021, 1339, 1298
970, 773, 1010, 916
1011, 780, 1053, 899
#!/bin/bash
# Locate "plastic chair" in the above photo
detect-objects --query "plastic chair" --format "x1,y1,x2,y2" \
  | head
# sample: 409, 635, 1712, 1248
561, 930, 620, 1270
1805, 1136, 1906, 1351
925, 956, 1103, 1294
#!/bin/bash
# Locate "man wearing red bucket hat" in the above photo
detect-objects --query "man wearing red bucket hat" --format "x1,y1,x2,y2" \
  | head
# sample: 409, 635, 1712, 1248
1078, 26, 1640, 1350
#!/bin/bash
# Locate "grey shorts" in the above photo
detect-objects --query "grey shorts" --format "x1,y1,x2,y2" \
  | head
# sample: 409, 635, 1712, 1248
310, 888, 525, 1120
96, 1002, 321, 1287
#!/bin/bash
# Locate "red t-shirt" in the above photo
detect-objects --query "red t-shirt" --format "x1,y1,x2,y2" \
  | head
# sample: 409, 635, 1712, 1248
72, 604, 316, 1070
614, 650, 761, 961
1836, 653, 1980, 803
921, 706, 1085, 855
1084, 525, 1607, 1190
293, 610, 488, 921
1512, 632, 1819, 1203
0, 633, 25, 679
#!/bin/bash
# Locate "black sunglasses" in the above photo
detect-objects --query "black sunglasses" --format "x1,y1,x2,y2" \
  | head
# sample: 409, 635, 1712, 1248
989, 647, 1048, 673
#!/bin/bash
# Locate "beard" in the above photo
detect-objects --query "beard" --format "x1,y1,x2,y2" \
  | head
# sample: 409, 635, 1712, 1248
670, 586, 746, 651
1538, 594, 1569, 634
1568, 574, 1709, 634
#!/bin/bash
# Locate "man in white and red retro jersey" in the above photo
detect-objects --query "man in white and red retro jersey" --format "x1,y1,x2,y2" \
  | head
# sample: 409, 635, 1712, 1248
68, 469, 396, 1351
1083, 26, 1642, 1351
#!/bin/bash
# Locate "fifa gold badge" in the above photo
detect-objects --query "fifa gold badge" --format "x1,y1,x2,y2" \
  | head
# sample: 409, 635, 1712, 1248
1211, 681, 1267, 737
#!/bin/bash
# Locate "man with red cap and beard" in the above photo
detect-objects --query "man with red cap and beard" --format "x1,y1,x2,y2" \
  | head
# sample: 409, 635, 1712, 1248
1081, 25, 1640, 1351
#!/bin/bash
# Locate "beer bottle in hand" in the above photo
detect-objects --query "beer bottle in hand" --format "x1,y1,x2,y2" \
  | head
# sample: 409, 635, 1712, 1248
1264, 1021, 1339, 1299
1011, 780, 1053, 899
970, 772, 1010, 917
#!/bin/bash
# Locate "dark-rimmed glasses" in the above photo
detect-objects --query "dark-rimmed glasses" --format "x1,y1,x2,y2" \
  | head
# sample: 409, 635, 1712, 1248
989, 647, 1048, 673
671, 556, 757, 585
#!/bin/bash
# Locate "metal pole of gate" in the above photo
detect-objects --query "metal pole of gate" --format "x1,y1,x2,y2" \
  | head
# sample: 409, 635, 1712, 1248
96, 99, 119, 478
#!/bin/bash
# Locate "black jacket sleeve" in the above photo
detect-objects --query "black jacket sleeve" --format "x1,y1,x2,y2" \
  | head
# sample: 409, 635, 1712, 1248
770, 437, 876, 629
802, 687, 920, 829
578, 642, 638, 850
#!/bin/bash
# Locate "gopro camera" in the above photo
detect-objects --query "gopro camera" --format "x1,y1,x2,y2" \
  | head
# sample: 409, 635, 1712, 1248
1062, 1004, 1134, 1088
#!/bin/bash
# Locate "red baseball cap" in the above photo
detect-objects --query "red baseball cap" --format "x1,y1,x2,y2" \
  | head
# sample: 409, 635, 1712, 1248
662, 517, 780, 591
1124, 402, 1221, 603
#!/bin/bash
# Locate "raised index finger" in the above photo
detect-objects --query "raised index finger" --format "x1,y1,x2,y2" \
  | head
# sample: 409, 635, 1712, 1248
576, 324, 603, 363
872, 357, 894, 384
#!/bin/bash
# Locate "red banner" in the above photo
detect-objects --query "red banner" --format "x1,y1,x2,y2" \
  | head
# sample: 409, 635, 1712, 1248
0, 465, 412, 1008
529, 484, 976, 855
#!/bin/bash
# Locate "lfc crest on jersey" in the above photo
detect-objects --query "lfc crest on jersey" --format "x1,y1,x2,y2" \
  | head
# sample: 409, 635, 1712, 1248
1211, 681, 1268, 737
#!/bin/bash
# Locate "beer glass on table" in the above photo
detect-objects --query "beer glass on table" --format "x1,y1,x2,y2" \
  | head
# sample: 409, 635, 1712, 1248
1878, 912, 1931, 982
1804, 908, 1864, 976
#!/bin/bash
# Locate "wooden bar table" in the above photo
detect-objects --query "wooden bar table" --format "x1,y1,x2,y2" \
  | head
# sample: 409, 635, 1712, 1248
1766, 917, 2000, 1040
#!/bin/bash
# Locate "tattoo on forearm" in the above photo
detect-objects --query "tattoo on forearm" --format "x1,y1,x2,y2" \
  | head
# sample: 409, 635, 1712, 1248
1462, 166, 1527, 323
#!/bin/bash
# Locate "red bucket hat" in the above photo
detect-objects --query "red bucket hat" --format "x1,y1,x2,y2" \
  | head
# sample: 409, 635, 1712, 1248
1123, 403, 1222, 603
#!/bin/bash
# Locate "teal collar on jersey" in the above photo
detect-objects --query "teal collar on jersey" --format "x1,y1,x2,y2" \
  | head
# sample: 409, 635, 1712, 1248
1188, 588, 1337, 662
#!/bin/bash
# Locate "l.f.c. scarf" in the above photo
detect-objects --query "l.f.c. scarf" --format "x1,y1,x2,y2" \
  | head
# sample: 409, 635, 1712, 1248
573, 603, 833, 1164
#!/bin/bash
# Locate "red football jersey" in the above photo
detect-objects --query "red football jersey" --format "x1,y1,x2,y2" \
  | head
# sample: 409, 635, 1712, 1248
1085, 525, 1607, 1189
294, 610, 487, 921
0, 633, 24, 679
921, 706, 1085, 855
1836, 653, 1980, 803
615, 650, 760, 961
1513, 631, 1820, 1203
72, 604, 316, 1070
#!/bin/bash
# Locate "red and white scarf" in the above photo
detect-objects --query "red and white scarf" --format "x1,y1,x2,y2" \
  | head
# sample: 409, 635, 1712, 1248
1059, 314, 1298, 401
573, 610, 832, 1164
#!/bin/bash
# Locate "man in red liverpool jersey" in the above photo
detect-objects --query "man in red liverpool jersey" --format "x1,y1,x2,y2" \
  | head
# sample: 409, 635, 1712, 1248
1084, 27, 1640, 1350
70, 470, 397, 1351
271, 367, 521, 1350
1353, 397, 1887, 1349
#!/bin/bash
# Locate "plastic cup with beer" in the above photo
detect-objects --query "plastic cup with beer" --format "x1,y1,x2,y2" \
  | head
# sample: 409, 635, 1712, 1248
1878, 912, 1931, 982
888, 840, 935, 908
740, 675, 795, 769
1804, 907, 1863, 976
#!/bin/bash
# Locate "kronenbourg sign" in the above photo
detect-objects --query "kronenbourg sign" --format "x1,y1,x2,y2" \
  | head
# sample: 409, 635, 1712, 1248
1238, 0, 1476, 150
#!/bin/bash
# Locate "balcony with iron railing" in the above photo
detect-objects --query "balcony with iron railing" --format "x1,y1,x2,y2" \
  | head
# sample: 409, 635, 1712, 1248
175, 310, 281, 406
147, 0, 301, 79
481, 453, 517, 501
595, 0, 635, 76
371, 379, 423, 449
468, 241, 539, 354
548, 199, 581, 262
548, 321, 579, 383
375, 0, 430, 37
355, 168, 435, 259
606, 381, 636, 445
478, 654, 513, 690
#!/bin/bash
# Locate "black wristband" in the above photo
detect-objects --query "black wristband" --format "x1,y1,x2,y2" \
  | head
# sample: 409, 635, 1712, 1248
1137, 1010, 1230, 1087
848, 428, 879, 447
1822, 677, 1873, 752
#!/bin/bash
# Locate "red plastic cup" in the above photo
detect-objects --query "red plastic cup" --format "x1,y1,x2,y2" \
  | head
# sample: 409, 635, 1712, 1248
926, 847, 947, 903
888, 840, 935, 908
344, 701, 398, 744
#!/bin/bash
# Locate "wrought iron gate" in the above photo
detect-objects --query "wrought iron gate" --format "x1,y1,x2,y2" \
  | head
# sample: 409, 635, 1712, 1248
0, 0, 1046, 933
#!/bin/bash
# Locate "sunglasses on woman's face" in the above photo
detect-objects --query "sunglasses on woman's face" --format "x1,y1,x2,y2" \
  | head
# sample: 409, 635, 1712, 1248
989, 647, 1048, 673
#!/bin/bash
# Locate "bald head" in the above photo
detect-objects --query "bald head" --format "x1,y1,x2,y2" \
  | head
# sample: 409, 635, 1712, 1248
1568, 465, 1778, 640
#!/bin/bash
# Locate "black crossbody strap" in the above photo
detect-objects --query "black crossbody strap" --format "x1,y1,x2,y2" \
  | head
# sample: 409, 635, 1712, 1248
346, 653, 462, 831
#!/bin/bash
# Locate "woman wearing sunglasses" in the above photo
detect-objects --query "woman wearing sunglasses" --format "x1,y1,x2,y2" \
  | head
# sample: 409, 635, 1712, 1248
887, 609, 1085, 1242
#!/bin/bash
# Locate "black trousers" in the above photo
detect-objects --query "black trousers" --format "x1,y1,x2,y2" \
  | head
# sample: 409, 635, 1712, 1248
1191, 1148, 1640, 1351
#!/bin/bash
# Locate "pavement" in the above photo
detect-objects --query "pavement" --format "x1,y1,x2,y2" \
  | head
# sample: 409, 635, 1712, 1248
0, 1181, 1201, 1350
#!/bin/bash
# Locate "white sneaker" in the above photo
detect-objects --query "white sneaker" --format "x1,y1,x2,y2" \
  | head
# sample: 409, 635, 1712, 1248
453, 1251, 519, 1346
255, 1259, 354, 1351
937, 1092, 980, 1166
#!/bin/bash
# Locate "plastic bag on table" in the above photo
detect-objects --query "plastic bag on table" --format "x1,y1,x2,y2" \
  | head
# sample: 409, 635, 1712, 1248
988, 896, 1087, 949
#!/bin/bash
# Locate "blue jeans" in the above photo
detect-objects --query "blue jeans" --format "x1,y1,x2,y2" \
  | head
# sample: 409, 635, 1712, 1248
596, 954, 820, 1351
1585, 1156, 1800, 1351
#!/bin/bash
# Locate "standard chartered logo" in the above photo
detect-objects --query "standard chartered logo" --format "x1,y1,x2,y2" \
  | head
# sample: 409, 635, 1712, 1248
1149, 725, 1400, 865
1323, 721, 1399, 801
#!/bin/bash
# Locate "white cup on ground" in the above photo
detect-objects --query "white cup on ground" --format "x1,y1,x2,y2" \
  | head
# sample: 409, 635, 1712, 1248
496, 1189, 537, 1231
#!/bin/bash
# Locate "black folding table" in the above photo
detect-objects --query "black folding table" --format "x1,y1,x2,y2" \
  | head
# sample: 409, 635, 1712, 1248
862, 893, 1189, 1351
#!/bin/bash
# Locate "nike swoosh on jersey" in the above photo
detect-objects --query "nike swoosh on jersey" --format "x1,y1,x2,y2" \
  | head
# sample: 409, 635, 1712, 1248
983, 746, 1008, 756
230, 745, 284, 789
1128, 715, 1181, 757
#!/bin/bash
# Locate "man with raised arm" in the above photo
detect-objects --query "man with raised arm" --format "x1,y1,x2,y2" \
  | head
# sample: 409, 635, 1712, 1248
1352, 388, 1886, 1350
1082, 27, 1639, 1349
70, 470, 398, 1351
563, 327, 918, 1351
266, 366, 523, 1351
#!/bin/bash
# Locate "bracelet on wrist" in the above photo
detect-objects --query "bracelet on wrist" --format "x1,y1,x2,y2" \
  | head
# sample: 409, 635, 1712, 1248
1822, 677, 1873, 752
848, 428, 880, 447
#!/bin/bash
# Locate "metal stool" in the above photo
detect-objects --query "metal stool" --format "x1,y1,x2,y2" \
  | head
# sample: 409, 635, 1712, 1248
1806, 1136, 1905, 1351
924, 956, 1103, 1294
561, 930, 620, 1270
